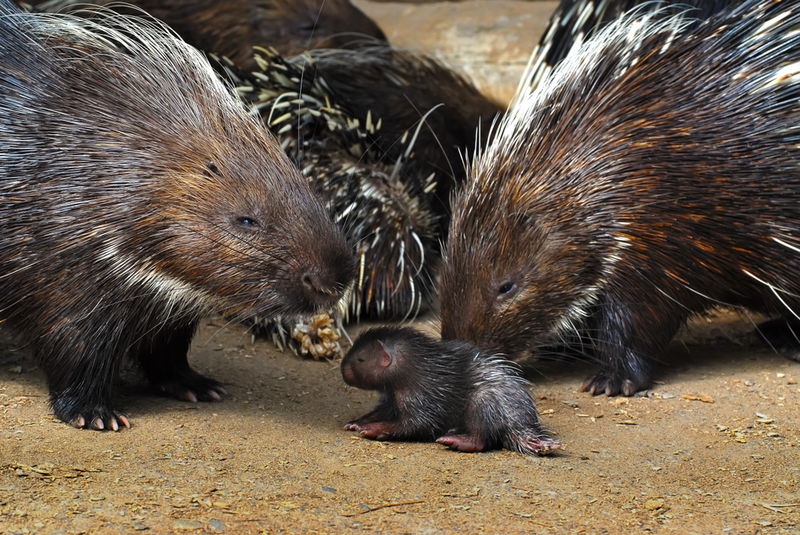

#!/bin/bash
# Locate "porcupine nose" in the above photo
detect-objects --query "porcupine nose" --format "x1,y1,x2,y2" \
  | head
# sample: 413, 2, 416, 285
300, 245, 355, 308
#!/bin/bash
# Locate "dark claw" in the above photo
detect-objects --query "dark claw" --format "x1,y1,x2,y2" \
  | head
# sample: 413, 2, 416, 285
580, 373, 649, 397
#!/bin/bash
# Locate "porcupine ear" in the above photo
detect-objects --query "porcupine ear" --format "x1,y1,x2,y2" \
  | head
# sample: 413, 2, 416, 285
376, 340, 393, 368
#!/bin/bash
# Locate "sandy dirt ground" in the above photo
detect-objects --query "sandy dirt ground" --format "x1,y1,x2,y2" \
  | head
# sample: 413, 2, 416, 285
2, 312, 799, 534
2, 1, 800, 534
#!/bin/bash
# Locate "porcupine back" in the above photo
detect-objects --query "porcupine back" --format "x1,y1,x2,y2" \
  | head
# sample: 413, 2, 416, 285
441, 0, 800, 386
30, 0, 386, 68
0, 0, 352, 427
521, 0, 737, 94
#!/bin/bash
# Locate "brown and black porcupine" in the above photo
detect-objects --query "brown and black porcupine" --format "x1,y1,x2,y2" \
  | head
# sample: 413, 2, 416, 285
219, 45, 501, 323
441, 0, 800, 397
28, 0, 386, 68
523, 0, 737, 93
341, 326, 559, 455
0, 0, 353, 430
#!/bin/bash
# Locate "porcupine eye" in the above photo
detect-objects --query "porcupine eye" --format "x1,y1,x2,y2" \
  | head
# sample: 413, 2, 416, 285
497, 281, 517, 299
235, 216, 260, 229
204, 162, 221, 177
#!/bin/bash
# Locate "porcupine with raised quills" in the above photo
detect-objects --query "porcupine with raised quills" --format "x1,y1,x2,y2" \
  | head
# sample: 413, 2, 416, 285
217, 45, 501, 323
440, 0, 800, 397
341, 326, 559, 455
28, 0, 386, 69
522, 0, 737, 94
0, 0, 353, 429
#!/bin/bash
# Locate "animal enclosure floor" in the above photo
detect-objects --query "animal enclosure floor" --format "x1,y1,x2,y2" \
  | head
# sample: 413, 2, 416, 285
1, 313, 798, 534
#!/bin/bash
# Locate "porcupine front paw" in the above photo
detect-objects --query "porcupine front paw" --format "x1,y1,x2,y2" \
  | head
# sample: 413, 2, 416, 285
151, 368, 227, 403
436, 434, 487, 453
52, 394, 130, 431
345, 421, 397, 440
580, 370, 650, 397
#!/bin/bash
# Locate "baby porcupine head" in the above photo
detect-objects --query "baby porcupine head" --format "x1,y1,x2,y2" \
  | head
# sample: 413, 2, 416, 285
0, 7, 353, 321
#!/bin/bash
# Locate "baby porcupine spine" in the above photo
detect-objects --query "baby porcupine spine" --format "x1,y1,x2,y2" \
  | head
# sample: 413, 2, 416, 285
442, 0, 800, 397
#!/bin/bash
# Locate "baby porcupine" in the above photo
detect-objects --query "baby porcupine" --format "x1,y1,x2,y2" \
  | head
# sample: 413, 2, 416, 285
0, 0, 353, 429
341, 327, 559, 455
441, 0, 800, 397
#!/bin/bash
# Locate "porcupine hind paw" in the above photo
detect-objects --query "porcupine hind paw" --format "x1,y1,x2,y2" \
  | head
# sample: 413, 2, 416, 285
435, 434, 487, 453
580, 370, 650, 397
346, 421, 397, 440
151, 369, 227, 403
507, 433, 561, 456
756, 318, 800, 362
52, 395, 130, 431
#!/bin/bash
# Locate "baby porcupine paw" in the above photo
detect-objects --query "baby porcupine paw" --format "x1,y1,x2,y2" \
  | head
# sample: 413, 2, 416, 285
53, 398, 130, 431
151, 369, 227, 403
514, 434, 561, 456
346, 421, 395, 440
435, 434, 487, 453
580, 371, 649, 397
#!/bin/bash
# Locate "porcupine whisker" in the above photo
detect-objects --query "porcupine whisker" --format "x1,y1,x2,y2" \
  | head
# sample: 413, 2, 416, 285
176, 219, 292, 274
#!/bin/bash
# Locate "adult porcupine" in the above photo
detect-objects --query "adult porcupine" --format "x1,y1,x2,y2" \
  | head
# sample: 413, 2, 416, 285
219, 45, 501, 324
28, 0, 386, 68
341, 326, 559, 455
441, 0, 800, 396
0, 0, 353, 429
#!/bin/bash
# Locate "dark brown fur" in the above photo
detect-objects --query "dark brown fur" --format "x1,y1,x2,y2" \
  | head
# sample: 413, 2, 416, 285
30, 0, 386, 67
0, 3, 353, 429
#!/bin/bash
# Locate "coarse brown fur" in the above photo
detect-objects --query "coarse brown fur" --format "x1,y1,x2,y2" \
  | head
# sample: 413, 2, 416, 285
441, 0, 800, 396
30, 0, 386, 68
0, 2, 353, 429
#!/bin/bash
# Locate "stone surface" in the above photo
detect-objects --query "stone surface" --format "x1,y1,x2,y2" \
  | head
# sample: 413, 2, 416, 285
355, 0, 558, 105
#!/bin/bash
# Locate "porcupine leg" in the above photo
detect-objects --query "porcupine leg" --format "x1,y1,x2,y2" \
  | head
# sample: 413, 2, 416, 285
437, 383, 559, 455
581, 293, 683, 396
44, 339, 130, 431
345, 396, 399, 439
139, 322, 227, 402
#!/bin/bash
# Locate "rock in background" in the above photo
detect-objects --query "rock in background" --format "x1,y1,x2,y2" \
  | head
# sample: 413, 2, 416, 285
354, 0, 558, 105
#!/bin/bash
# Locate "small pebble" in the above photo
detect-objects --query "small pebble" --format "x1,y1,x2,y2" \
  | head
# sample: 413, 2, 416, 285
173, 519, 203, 530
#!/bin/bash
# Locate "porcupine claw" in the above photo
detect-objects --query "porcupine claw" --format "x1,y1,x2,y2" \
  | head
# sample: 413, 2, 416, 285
580, 374, 647, 397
